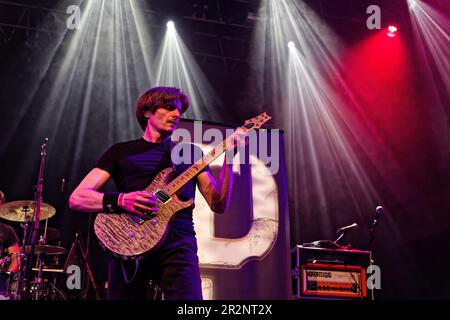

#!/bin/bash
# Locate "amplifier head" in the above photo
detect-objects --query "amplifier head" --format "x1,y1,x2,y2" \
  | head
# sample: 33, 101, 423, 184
291, 245, 373, 300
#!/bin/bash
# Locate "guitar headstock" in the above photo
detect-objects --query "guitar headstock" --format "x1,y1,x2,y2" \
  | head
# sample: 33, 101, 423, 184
242, 112, 272, 131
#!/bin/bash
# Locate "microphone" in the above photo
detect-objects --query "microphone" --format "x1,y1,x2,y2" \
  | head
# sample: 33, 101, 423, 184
373, 206, 384, 224
370, 205, 384, 232
375, 206, 384, 215
336, 223, 358, 235
369, 206, 384, 247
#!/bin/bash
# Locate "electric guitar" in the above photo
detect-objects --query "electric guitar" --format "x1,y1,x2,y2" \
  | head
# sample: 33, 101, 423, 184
94, 113, 272, 259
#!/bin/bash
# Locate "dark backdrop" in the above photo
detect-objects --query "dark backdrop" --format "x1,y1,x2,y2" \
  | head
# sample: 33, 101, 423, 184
0, 0, 449, 299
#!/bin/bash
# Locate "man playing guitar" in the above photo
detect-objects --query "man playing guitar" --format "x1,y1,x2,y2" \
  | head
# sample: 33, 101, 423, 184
69, 87, 242, 300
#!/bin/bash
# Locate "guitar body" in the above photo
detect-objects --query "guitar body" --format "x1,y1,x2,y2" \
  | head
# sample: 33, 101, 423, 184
94, 167, 194, 260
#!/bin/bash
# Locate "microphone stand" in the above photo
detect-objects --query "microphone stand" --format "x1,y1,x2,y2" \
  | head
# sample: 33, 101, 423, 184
367, 206, 383, 301
16, 211, 31, 300
333, 223, 358, 247
333, 231, 346, 246
15, 138, 48, 300
80, 214, 97, 300
368, 210, 382, 252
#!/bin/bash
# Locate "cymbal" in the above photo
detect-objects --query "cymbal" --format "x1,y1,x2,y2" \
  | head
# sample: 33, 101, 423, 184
0, 201, 56, 222
23, 245, 66, 256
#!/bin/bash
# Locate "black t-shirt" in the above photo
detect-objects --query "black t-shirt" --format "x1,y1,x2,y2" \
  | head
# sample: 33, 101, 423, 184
0, 222, 19, 256
95, 138, 210, 233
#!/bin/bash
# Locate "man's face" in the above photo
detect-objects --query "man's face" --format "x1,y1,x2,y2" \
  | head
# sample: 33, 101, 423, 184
146, 99, 182, 134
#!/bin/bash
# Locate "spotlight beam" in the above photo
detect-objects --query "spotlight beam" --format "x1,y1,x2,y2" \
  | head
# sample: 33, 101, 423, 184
128, 0, 154, 87
250, 0, 406, 244
154, 20, 222, 121
409, 0, 449, 90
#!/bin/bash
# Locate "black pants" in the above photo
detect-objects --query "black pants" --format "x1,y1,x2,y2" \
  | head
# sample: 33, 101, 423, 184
107, 227, 203, 300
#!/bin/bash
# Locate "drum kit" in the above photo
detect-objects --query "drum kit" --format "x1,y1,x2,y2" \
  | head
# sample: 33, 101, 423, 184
0, 200, 67, 300
0, 139, 96, 300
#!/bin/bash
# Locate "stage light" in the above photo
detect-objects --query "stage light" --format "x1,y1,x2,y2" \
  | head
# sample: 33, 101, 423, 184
155, 17, 221, 120
407, 0, 417, 10
387, 25, 398, 37
250, 0, 393, 240
167, 21, 176, 37
0, 0, 161, 198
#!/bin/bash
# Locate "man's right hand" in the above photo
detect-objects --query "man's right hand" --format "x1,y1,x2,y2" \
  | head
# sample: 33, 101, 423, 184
119, 191, 158, 218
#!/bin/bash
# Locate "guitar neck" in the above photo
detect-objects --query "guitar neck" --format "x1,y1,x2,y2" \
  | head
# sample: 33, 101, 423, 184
161, 112, 272, 196
163, 133, 237, 196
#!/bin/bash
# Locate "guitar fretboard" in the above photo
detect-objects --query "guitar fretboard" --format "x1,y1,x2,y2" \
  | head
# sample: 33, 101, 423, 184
163, 134, 237, 196
159, 112, 271, 196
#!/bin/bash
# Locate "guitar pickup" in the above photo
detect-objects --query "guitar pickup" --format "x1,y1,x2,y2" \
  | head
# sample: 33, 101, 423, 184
155, 189, 171, 204
130, 215, 146, 224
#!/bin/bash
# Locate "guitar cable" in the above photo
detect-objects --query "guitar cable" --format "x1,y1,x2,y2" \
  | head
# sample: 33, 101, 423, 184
120, 258, 140, 284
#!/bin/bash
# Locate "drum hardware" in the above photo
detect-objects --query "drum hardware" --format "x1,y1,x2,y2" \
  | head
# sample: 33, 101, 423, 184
27, 244, 65, 300
31, 267, 64, 273
23, 245, 66, 256
14, 138, 53, 300
39, 227, 61, 243
1, 139, 70, 300
48, 278, 68, 300
29, 266, 67, 300
1, 218, 72, 300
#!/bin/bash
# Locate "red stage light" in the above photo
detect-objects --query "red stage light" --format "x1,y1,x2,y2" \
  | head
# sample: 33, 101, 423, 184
386, 25, 398, 38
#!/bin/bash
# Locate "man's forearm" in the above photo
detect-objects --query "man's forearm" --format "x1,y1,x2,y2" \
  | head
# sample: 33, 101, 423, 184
212, 160, 233, 213
69, 188, 105, 212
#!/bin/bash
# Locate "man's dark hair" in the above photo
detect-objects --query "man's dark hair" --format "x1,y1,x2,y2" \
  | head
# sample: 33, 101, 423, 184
136, 86, 189, 131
